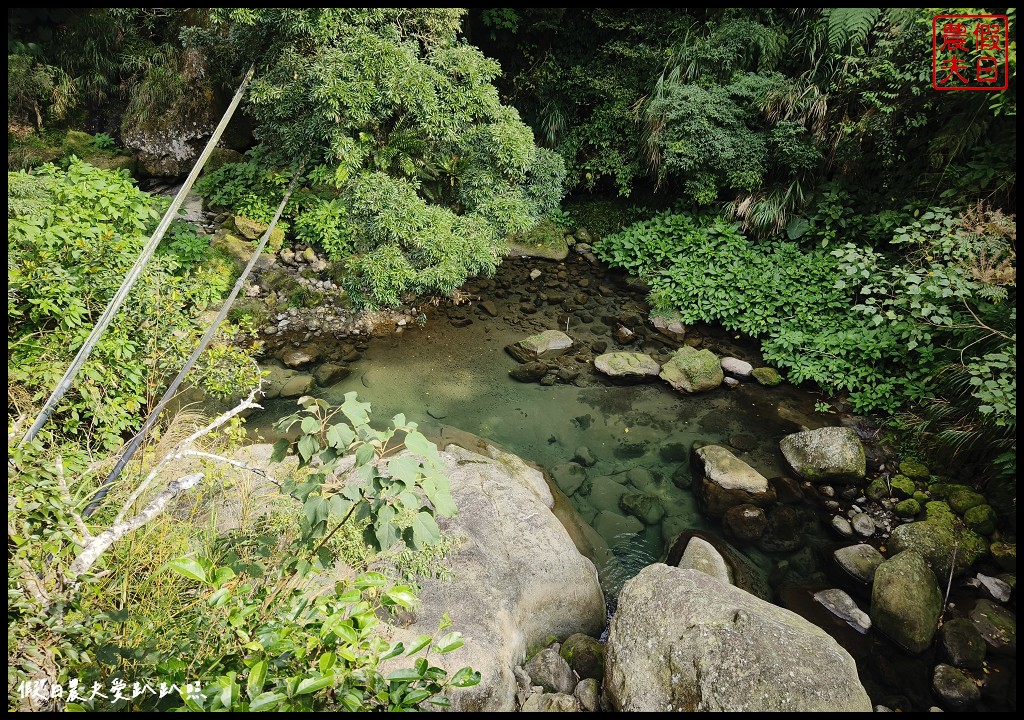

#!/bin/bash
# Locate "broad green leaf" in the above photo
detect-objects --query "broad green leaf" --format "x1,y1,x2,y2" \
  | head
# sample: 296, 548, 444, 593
382, 585, 418, 609
167, 557, 207, 584
326, 422, 355, 449
329, 495, 352, 518
375, 520, 401, 551
270, 438, 291, 462
433, 631, 464, 654
401, 688, 433, 705
319, 651, 336, 673
387, 455, 421, 485
392, 412, 407, 428
386, 667, 424, 682
298, 434, 319, 463
341, 392, 371, 426
380, 641, 405, 661
450, 666, 482, 687
411, 511, 440, 549
300, 415, 321, 434
355, 571, 388, 588
246, 660, 267, 700
248, 691, 286, 711
296, 675, 334, 695
403, 430, 435, 458
355, 442, 376, 466
406, 634, 432, 655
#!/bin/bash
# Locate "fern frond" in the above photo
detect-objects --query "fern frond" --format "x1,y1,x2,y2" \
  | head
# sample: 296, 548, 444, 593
825, 8, 882, 53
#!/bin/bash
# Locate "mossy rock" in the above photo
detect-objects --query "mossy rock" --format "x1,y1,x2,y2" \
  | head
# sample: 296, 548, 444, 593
559, 633, 604, 681
235, 215, 285, 248
228, 299, 269, 328
62, 130, 107, 158
84, 154, 139, 174
203, 147, 245, 173
989, 542, 1016, 572
963, 504, 997, 536
889, 502, 989, 579
659, 346, 724, 393
913, 491, 930, 503
889, 474, 916, 499
927, 482, 971, 499
751, 366, 782, 386
260, 267, 300, 294
895, 498, 922, 518
898, 460, 931, 481
866, 477, 891, 502
947, 488, 986, 515
508, 219, 569, 260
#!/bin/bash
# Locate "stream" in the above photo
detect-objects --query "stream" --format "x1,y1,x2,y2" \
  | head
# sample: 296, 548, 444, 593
243, 249, 836, 601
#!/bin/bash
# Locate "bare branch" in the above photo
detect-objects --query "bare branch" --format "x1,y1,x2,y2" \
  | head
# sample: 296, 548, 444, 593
114, 387, 263, 524
69, 473, 204, 579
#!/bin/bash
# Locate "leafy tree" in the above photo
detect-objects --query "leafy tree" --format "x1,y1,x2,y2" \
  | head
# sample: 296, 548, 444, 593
181, 8, 566, 307
8, 159, 259, 451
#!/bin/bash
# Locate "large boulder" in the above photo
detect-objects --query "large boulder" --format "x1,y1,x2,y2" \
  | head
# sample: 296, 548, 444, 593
870, 549, 943, 654
779, 426, 866, 483
659, 346, 724, 393
505, 330, 573, 363
593, 352, 661, 382
692, 444, 776, 518
602, 564, 872, 712
382, 442, 606, 712
887, 502, 989, 580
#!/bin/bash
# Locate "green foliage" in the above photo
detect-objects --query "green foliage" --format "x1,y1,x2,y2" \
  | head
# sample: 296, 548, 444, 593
8, 159, 259, 450
294, 199, 356, 260
186, 9, 567, 307
7, 395, 479, 712
595, 204, 1016, 420
270, 393, 457, 554
89, 131, 117, 152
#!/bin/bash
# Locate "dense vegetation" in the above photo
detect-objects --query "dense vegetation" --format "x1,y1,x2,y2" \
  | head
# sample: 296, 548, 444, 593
7, 6, 1016, 712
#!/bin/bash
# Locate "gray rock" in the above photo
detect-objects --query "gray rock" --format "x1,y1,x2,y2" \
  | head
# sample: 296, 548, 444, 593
279, 374, 314, 398
851, 512, 876, 537
720, 356, 754, 378
779, 426, 867, 483
524, 647, 577, 695
722, 503, 768, 542
506, 330, 573, 363
833, 544, 885, 585
282, 345, 321, 369
619, 493, 665, 525
593, 510, 644, 547
380, 443, 606, 712
313, 362, 349, 387
693, 445, 774, 518
676, 536, 733, 585
965, 573, 1012, 602
521, 692, 581, 712
593, 352, 660, 380
931, 663, 981, 711
813, 588, 871, 633
602, 564, 872, 712
574, 677, 601, 712
572, 446, 597, 468
550, 462, 587, 496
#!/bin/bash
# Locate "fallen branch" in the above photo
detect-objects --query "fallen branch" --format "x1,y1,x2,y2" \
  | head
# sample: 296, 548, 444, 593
113, 387, 263, 524
69, 473, 204, 578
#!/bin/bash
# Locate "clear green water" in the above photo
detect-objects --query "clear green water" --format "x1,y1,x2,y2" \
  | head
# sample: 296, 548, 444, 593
244, 254, 829, 599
